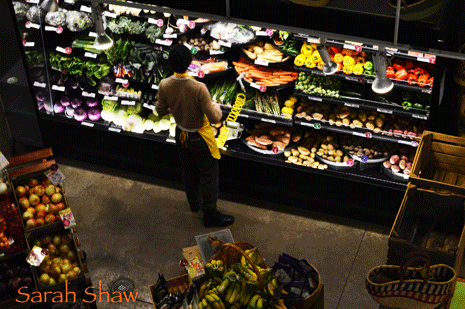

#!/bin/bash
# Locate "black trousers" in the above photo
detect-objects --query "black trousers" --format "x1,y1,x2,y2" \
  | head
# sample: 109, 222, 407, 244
175, 127, 219, 212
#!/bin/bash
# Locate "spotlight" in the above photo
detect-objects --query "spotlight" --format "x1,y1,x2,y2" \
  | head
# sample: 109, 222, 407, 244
372, 51, 394, 94
91, 3, 113, 50
40, 0, 58, 12
317, 43, 338, 75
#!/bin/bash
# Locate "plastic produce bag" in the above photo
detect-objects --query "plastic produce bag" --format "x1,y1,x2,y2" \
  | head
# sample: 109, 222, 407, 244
26, 6, 45, 23
45, 9, 67, 27
66, 11, 92, 32
208, 22, 255, 44
13, 2, 29, 20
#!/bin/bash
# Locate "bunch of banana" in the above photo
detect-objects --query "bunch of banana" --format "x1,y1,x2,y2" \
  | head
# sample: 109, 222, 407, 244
241, 249, 263, 268
272, 299, 288, 309
199, 294, 226, 309
205, 259, 225, 277
247, 294, 265, 309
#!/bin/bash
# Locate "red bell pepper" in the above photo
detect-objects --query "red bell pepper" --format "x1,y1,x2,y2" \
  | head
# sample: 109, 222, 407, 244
408, 68, 416, 75
417, 74, 429, 87
427, 76, 434, 88
414, 62, 426, 75
394, 68, 408, 80
407, 74, 418, 85
331, 46, 343, 54
386, 66, 395, 79
404, 59, 414, 70
393, 59, 404, 71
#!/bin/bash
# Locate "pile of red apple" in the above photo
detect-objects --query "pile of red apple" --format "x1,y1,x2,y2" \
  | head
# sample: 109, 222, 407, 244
33, 233, 81, 286
14, 178, 65, 229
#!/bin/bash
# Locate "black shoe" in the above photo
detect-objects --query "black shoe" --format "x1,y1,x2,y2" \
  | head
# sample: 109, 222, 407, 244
203, 210, 234, 227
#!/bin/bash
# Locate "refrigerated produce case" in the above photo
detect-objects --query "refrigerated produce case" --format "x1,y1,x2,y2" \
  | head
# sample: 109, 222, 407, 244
3, 0, 464, 225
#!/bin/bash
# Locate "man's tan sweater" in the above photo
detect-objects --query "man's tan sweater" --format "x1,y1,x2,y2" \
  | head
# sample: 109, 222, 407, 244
155, 76, 222, 131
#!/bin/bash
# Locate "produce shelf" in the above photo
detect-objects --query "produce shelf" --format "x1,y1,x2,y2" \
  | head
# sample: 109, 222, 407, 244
220, 105, 293, 127
241, 77, 296, 92
294, 92, 429, 121
221, 138, 407, 191
271, 42, 298, 58
293, 117, 421, 148
294, 65, 433, 94
239, 51, 295, 67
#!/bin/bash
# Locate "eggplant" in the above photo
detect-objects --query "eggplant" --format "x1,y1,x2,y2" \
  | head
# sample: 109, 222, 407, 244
79, 74, 88, 91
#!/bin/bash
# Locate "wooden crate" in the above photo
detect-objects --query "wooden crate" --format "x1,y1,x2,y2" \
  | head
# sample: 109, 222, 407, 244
388, 184, 465, 278
410, 131, 465, 195
149, 274, 192, 309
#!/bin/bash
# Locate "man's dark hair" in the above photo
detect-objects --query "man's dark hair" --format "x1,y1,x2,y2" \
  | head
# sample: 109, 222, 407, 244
169, 44, 193, 73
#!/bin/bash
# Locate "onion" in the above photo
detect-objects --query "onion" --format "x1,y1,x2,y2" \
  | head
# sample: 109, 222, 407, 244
60, 96, 71, 107
88, 108, 101, 121
53, 101, 64, 113
165, 27, 174, 34
86, 98, 99, 108
36, 92, 46, 102
73, 107, 87, 121
43, 100, 53, 112
179, 24, 188, 33
71, 98, 83, 109
65, 106, 75, 118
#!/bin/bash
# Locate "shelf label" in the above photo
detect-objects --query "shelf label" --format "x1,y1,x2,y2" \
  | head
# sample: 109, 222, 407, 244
239, 113, 249, 118
266, 29, 274, 36
104, 96, 118, 101
346, 159, 354, 166
408, 51, 423, 58
187, 71, 197, 77
412, 114, 427, 120
250, 83, 266, 92
56, 46, 72, 54
155, 39, 173, 46
52, 85, 65, 92
148, 18, 164, 27
377, 108, 393, 114
84, 52, 97, 59
261, 118, 276, 124
80, 5, 91, 13
164, 33, 177, 39
166, 137, 176, 143
210, 49, 223, 55
300, 121, 313, 127
104, 11, 117, 18
308, 96, 322, 102
417, 57, 430, 63
386, 47, 398, 53
344, 102, 359, 108
108, 127, 121, 133
343, 43, 356, 50
121, 100, 136, 106
25, 22, 40, 29
352, 131, 366, 137
219, 40, 232, 48
81, 121, 94, 127
64, 0, 76, 3
198, 71, 205, 78
365, 132, 372, 139
151, 84, 159, 90
88, 32, 97, 37
115, 78, 128, 84
313, 122, 321, 129
254, 59, 269, 66
255, 31, 268, 36
82, 91, 95, 98
26, 0, 39, 3
307, 37, 319, 44
422, 89, 432, 94
23, 41, 35, 47
345, 76, 359, 82
143, 103, 155, 110
33, 81, 46, 88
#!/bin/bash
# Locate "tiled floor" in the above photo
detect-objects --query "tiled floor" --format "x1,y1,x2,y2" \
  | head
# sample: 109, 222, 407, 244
54, 156, 390, 309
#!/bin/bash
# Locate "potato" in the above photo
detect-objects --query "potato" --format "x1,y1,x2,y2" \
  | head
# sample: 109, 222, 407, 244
353, 119, 363, 127
342, 118, 350, 126
366, 121, 375, 130
335, 120, 343, 126
358, 112, 367, 122
284, 151, 292, 157
289, 156, 298, 163
335, 156, 342, 162
375, 117, 384, 127
291, 149, 300, 156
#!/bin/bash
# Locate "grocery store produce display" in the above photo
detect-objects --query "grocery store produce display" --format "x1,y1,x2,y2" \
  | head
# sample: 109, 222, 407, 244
341, 136, 395, 162
244, 123, 302, 153
0, 255, 35, 302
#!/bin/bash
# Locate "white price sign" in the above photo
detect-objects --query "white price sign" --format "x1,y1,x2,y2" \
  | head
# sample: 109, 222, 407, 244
343, 44, 356, 50
80, 5, 91, 13
344, 102, 359, 108
33, 81, 46, 88
88, 32, 97, 37
300, 121, 314, 127
104, 96, 118, 101
108, 127, 121, 133
44, 168, 66, 186
115, 78, 128, 84
84, 52, 97, 59
121, 100, 136, 106
23, 41, 35, 47
26, 22, 41, 29
163, 34, 177, 39
151, 84, 159, 90
82, 92, 96, 98
81, 121, 94, 127
377, 108, 393, 114
155, 39, 173, 46
26, 0, 39, 3
166, 138, 176, 143
250, 83, 267, 92
307, 38, 320, 44
143, 103, 155, 110
239, 114, 249, 118
254, 59, 269, 66
104, 11, 117, 18
417, 57, 430, 63
352, 131, 366, 137
219, 41, 232, 48
210, 50, 223, 55
261, 118, 276, 124
52, 85, 65, 92
255, 31, 268, 36
412, 114, 427, 120
308, 96, 322, 102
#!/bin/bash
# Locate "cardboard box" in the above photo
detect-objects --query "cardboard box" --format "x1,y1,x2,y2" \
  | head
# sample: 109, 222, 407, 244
388, 184, 465, 278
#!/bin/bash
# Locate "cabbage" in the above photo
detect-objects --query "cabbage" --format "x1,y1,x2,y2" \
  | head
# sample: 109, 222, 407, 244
126, 103, 142, 116
123, 114, 144, 132
113, 109, 128, 126
147, 113, 160, 122
45, 10, 67, 27
159, 118, 171, 131
143, 119, 154, 131
66, 11, 92, 32
153, 122, 161, 133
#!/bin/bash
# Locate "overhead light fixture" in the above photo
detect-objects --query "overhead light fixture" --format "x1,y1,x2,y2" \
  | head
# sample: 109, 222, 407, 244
317, 43, 338, 75
40, 0, 59, 12
91, 3, 113, 50
372, 51, 394, 94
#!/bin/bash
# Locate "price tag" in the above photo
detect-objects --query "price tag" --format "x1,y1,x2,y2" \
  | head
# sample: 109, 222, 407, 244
84, 52, 97, 59
352, 131, 366, 137
88, 32, 97, 37
80, 5, 91, 13
82, 91, 95, 98
26, 246, 49, 267
81, 121, 94, 127
59, 208, 76, 229
45, 166, 66, 186
166, 138, 176, 143
188, 21, 196, 29
261, 118, 276, 124
143, 103, 155, 110
365, 132, 372, 139
0, 151, 9, 170
56, 46, 71, 54
210, 50, 223, 55
386, 47, 398, 53
417, 57, 430, 63
121, 100, 136, 105
346, 159, 354, 166
198, 71, 205, 78
45, 26, 62, 34
361, 155, 368, 163
307, 37, 320, 44
254, 59, 269, 66
345, 76, 359, 82
104, 96, 118, 101
187, 71, 197, 77
343, 44, 356, 50
422, 89, 432, 94
33, 81, 46, 88
52, 85, 65, 92
26, 0, 39, 3
64, 0, 75, 3
164, 33, 177, 39
266, 29, 274, 36
23, 41, 35, 47
108, 127, 121, 133
155, 39, 173, 46
398, 140, 412, 146
104, 11, 117, 18
255, 31, 268, 36
308, 96, 322, 102
219, 41, 232, 48
26, 22, 41, 29
250, 83, 267, 92
239, 114, 249, 118
372, 45, 379, 50
344, 102, 359, 108
115, 78, 128, 84
152, 84, 159, 90
377, 108, 393, 114
408, 51, 423, 57
412, 114, 427, 120
313, 123, 321, 129
300, 121, 313, 127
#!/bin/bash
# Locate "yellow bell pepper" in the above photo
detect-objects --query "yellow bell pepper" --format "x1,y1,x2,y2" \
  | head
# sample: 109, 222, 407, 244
342, 55, 355, 67
294, 54, 307, 67
334, 53, 344, 64
343, 65, 354, 75
311, 50, 321, 63
356, 56, 366, 65
288, 95, 298, 103
317, 62, 325, 71
281, 106, 294, 115
353, 64, 364, 75
284, 100, 295, 108
300, 42, 314, 56
305, 58, 316, 69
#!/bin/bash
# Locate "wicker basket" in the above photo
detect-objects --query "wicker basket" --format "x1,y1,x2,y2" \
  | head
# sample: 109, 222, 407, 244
289, 0, 330, 7
387, 0, 444, 21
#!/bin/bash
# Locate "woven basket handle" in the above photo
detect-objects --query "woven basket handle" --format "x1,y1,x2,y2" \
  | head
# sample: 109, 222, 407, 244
399, 251, 431, 283
219, 243, 264, 287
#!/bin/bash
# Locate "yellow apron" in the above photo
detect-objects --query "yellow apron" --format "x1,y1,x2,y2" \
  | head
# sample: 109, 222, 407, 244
173, 73, 221, 160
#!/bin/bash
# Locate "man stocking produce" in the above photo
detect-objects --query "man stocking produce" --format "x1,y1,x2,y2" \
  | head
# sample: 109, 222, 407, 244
156, 44, 234, 227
